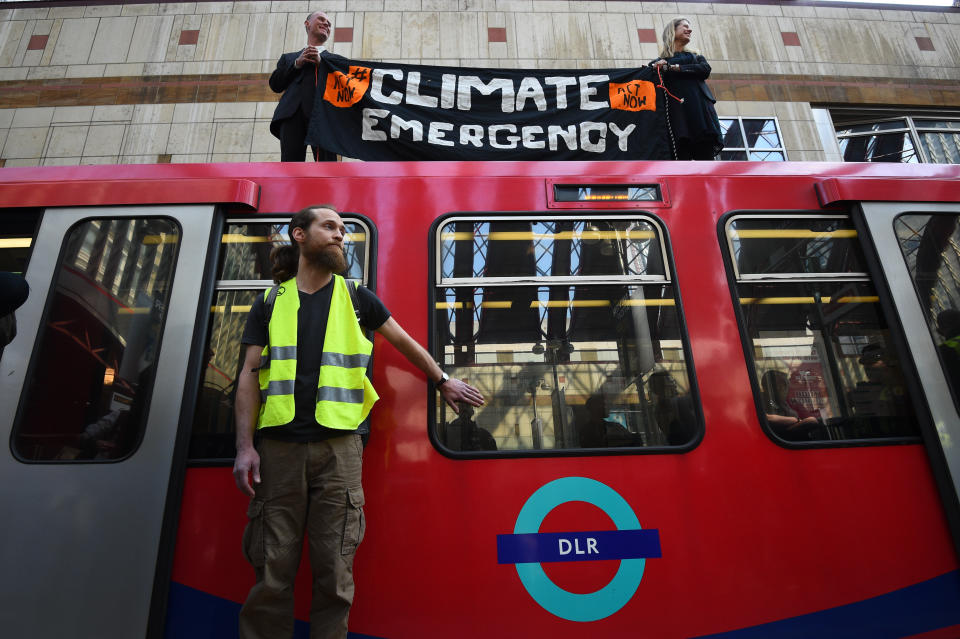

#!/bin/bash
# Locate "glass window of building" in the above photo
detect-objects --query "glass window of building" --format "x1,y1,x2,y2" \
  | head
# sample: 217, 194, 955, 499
725, 215, 919, 444
719, 117, 786, 161
189, 216, 372, 462
832, 110, 960, 164
433, 216, 700, 454
13, 217, 181, 461
894, 213, 960, 410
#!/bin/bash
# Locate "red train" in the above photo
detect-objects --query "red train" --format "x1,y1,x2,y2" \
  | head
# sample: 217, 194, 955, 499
1, 159, 959, 638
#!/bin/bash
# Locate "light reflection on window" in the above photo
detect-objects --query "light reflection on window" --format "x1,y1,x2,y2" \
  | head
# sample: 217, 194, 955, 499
834, 115, 960, 164
434, 217, 698, 454
13, 217, 181, 462
727, 215, 918, 444
720, 117, 786, 162
894, 214, 960, 410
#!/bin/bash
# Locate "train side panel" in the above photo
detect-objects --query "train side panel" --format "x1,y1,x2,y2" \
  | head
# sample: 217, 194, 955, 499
165, 166, 960, 637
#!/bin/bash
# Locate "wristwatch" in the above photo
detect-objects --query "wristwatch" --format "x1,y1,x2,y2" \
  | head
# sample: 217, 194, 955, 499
436, 371, 450, 386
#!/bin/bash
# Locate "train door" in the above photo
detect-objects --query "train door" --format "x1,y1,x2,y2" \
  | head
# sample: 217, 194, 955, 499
855, 202, 960, 549
0, 205, 216, 638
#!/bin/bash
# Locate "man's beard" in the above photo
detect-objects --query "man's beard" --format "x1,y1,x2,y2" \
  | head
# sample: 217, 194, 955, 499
303, 242, 347, 273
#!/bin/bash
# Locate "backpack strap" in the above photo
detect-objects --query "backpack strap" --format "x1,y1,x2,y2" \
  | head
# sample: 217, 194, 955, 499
263, 284, 281, 336
346, 279, 362, 322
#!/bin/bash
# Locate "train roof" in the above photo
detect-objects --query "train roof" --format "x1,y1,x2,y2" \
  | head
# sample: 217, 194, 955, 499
1, 160, 958, 211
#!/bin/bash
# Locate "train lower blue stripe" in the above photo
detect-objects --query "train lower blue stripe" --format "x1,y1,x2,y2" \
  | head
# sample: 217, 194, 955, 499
166, 571, 960, 637
694, 570, 960, 639
164, 582, 384, 639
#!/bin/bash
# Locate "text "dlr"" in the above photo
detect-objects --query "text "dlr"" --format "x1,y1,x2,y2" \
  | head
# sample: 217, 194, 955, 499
558, 537, 598, 555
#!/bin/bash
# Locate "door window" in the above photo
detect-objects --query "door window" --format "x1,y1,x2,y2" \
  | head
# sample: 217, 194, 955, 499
13, 217, 181, 461
894, 213, 960, 410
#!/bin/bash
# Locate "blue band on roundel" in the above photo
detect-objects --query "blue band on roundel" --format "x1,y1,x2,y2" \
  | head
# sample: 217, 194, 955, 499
513, 477, 645, 623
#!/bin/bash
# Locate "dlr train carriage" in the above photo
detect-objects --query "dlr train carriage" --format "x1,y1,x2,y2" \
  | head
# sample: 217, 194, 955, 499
1, 160, 960, 639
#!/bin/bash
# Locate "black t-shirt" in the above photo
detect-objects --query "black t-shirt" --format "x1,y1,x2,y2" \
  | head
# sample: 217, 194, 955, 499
241, 278, 390, 441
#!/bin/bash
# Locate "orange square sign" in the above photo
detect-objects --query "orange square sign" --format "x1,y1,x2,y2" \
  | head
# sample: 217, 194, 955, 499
324, 65, 372, 108
609, 80, 656, 112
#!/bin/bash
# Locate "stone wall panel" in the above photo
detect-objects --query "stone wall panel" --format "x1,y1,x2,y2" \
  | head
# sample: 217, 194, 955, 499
0, 19, 25, 68
50, 18, 99, 66
89, 17, 137, 65
167, 120, 213, 154
245, 12, 289, 61
362, 12, 402, 59
127, 15, 177, 63
588, 12, 635, 61
402, 11, 440, 60
121, 122, 171, 154
3, 126, 47, 158
200, 13, 250, 62
46, 124, 88, 156
438, 11, 478, 60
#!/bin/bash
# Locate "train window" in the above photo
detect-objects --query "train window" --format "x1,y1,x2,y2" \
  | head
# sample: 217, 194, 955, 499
433, 216, 699, 454
189, 217, 372, 462
12, 217, 181, 462
894, 213, 960, 410
0, 209, 40, 360
218, 221, 368, 282
0, 209, 40, 276
726, 215, 918, 444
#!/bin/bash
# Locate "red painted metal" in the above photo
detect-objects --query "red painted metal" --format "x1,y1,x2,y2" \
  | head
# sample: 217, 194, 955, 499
816, 176, 960, 206
0, 177, 260, 210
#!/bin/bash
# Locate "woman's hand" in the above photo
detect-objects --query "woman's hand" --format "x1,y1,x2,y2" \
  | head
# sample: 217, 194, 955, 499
653, 59, 680, 71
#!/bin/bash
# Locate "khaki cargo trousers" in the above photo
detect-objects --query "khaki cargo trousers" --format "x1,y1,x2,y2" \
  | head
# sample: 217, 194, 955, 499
239, 434, 365, 639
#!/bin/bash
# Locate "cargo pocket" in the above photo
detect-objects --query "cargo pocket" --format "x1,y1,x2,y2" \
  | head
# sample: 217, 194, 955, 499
341, 487, 365, 555
241, 499, 265, 568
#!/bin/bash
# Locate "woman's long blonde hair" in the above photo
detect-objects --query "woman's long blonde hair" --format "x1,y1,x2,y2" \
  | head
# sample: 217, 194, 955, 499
659, 17, 698, 58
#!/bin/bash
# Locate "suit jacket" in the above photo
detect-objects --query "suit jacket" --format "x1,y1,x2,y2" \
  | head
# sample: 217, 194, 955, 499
269, 49, 321, 139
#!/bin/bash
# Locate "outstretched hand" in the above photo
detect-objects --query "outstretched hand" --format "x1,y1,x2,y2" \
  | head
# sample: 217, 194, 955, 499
439, 377, 485, 413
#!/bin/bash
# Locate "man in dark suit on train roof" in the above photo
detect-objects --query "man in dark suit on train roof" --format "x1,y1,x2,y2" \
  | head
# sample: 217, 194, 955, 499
270, 10, 338, 162
233, 204, 484, 639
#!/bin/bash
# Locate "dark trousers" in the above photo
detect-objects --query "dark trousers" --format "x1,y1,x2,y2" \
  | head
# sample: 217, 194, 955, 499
278, 110, 337, 162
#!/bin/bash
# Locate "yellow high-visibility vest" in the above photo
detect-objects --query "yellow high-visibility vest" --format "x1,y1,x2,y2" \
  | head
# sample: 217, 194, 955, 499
945, 336, 960, 356
257, 275, 378, 430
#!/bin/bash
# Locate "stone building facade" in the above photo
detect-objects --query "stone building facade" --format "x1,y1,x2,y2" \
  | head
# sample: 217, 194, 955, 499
0, 0, 958, 166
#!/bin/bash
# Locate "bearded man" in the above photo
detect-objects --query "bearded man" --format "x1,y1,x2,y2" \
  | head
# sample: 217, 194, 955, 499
233, 205, 483, 638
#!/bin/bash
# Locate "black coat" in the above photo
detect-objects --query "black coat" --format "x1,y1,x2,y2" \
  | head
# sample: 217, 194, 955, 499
269, 50, 321, 139
651, 52, 723, 156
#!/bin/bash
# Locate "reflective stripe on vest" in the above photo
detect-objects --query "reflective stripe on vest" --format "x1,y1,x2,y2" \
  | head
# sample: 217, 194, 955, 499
257, 275, 379, 430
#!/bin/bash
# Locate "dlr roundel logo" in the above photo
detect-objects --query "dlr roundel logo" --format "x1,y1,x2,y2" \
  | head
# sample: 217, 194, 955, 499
496, 477, 662, 622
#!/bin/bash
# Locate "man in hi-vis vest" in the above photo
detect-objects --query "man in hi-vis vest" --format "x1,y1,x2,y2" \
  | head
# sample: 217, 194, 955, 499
233, 205, 483, 639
